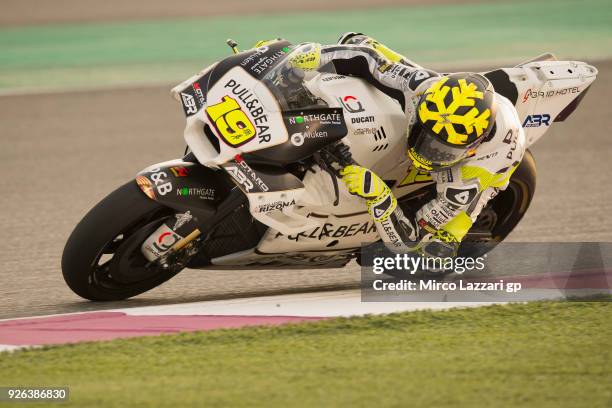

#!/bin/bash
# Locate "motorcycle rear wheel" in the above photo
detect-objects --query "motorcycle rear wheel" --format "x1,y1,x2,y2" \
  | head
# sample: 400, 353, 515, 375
459, 148, 537, 256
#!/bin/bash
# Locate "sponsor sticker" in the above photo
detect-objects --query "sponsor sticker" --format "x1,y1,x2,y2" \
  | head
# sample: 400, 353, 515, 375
338, 95, 365, 113
521, 86, 579, 103
255, 199, 296, 213
206, 77, 274, 146
192, 82, 206, 106
170, 166, 189, 177
445, 186, 479, 206
223, 155, 269, 193
522, 114, 551, 128
177, 187, 215, 200
181, 92, 198, 116
146, 169, 172, 196
136, 176, 156, 200
288, 112, 342, 126
223, 79, 271, 143
206, 95, 257, 147
351, 116, 375, 124
275, 221, 378, 241
141, 222, 185, 260
173, 211, 193, 230
241, 45, 287, 75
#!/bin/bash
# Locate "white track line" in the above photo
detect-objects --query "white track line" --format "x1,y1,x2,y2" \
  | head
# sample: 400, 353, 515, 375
114, 289, 500, 317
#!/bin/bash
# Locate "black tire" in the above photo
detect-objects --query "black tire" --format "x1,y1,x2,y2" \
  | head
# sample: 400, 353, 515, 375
459, 149, 537, 256
62, 181, 182, 301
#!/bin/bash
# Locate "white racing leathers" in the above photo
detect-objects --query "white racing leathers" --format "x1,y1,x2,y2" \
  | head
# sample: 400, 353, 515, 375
314, 40, 527, 256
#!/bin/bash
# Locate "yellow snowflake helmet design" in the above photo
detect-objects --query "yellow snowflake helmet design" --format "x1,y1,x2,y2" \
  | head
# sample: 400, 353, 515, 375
408, 73, 497, 172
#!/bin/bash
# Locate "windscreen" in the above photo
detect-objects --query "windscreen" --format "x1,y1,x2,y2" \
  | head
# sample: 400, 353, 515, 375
253, 43, 328, 113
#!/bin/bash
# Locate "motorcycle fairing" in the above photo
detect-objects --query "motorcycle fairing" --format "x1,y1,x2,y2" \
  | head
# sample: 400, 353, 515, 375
305, 72, 410, 175
483, 58, 597, 147
177, 69, 212, 117
245, 108, 348, 165
184, 66, 290, 166
172, 40, 293, 118
220, 156, 320, 235
210, 247, 355, 268
135, 160, 233, 228
208, 40, 293, 83
257, 211, 378, 253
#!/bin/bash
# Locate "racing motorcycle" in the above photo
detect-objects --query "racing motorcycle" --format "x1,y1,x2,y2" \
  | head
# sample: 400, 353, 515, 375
62, 40, 598, 300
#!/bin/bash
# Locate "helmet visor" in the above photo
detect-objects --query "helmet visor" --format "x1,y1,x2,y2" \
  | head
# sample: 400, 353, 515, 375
407, 121, 471, 172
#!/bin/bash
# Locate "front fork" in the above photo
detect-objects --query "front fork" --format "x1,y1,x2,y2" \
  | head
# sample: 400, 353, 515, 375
135, 157, 242, 265
140, 187, 248, 266
140, 211, 202, 264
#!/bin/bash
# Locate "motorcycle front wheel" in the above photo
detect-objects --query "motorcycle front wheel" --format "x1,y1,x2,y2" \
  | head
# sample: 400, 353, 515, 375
62, 181, 184, 301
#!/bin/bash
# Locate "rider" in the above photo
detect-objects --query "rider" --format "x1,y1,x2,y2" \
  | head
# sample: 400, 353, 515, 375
269, 34, 526, 259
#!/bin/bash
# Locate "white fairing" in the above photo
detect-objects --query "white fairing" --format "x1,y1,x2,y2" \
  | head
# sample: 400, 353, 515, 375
496, 60, 597, 146
247, 188, 320, 235
184, 66, 289, 166
211, 73, 416, 265
178, 59, 596, 266
305, 73, 410, 173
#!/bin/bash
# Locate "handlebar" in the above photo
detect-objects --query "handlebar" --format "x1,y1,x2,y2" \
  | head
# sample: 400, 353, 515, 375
315, 141, 357, 206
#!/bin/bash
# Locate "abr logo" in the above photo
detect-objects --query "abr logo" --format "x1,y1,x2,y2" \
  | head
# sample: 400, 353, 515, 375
522, 114, 551, 128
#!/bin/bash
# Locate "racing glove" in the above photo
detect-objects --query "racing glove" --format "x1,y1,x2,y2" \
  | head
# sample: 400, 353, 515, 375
340, 165, 396, 221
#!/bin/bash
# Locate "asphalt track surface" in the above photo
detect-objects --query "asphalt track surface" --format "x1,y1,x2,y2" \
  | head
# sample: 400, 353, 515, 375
1, 0, 495, 26
1, 59, 611, 319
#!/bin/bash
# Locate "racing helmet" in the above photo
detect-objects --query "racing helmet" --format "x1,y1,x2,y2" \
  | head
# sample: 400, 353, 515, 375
407, 73, 496, 172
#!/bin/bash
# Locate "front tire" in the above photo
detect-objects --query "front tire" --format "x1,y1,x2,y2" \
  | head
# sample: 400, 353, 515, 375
62, 181, 181, 301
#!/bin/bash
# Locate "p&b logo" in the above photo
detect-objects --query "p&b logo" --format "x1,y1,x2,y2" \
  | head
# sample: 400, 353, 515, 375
522, 114, 551, 128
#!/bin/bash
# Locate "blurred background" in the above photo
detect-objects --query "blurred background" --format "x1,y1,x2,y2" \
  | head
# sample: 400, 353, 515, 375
1, 0, 611, 318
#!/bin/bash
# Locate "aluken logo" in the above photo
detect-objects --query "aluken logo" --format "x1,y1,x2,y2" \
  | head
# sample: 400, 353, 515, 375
522, 114, 551, 128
